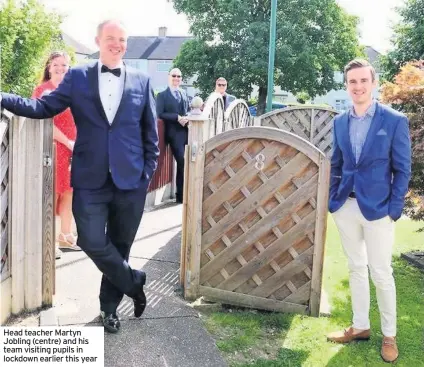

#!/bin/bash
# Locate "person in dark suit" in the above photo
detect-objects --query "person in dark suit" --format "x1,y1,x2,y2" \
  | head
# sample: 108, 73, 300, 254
327, 59, 411, 363
215, 77, 236, 110
0, 19, 159, 333
156, 68, 190, 204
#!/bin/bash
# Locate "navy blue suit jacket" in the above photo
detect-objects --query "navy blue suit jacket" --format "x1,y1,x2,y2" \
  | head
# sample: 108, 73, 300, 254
156, 88, 189, 131
329, 102, 411, 221
1, 62, 159, 190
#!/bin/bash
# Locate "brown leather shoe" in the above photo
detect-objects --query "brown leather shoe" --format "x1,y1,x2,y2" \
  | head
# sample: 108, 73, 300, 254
381, 336, 398, 363
327, 327, 370, 343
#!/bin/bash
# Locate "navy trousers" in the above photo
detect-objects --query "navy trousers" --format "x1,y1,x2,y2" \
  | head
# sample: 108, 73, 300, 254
168, 129, 188, 202
72, 173, 149, 314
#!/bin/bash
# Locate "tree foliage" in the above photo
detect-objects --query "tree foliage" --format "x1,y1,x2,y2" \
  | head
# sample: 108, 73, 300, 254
380, 0, 424, 81
381, 61, 424, 224
0, 0, 71, 97
172, 0, 362, 114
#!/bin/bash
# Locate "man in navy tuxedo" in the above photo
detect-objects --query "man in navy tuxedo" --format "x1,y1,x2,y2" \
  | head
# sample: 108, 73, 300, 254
0, 19, 159, 333
156, 68, 190, 203
327, 59, 411, 362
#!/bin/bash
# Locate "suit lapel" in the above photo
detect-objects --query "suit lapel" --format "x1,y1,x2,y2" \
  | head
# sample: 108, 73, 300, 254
167, 87, 179, 108
356, 103, 383, 166
110, 64, 128, 126
88, 62, 108, 123
339, 113, 355, 166
183, 91, 189, 113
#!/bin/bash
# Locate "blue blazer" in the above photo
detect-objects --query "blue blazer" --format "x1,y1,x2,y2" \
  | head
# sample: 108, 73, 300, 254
1, 61, 159, 190
329, 102, 411, 221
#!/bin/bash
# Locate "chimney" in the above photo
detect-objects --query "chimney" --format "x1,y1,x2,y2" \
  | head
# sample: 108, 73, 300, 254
158, 27, 167, 37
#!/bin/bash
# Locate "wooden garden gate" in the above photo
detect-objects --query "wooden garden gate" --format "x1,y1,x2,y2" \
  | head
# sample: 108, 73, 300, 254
181, 114, 330, 315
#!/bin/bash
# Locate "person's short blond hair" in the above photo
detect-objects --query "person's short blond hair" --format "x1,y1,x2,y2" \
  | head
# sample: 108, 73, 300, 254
216, 77, 227, 84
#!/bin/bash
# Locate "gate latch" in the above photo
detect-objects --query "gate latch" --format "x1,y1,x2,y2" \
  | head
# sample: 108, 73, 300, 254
191, 141, 198, 162
43, 155, 52, 167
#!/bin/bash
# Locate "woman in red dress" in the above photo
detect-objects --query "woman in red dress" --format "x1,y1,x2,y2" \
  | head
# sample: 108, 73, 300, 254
32, 51, 81, 255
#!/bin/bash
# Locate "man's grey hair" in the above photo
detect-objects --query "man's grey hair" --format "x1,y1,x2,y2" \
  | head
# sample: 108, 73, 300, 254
169, 68, 182, 75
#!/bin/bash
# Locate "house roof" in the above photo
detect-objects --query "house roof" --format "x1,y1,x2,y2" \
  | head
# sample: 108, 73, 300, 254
61, 32, 94, 56
88, 36, 192, 60
364, 46, 382, 71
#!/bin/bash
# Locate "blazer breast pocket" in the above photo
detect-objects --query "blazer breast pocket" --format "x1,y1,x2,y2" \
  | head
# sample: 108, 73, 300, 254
128, 93, 144, 106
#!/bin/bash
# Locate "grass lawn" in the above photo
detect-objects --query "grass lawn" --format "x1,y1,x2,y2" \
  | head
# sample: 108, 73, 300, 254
202, 217, 424, 367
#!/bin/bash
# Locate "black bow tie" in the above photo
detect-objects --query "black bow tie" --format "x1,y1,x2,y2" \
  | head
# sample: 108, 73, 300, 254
101, 65, 121, 77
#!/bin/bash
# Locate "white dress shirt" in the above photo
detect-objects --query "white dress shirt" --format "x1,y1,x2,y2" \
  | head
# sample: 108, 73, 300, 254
98, 61, 125, 124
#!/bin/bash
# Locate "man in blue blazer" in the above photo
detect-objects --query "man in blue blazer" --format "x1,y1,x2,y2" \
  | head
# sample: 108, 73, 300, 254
0, 20, 159, 333
327, 59, 411, 363
156, 68, 190, 203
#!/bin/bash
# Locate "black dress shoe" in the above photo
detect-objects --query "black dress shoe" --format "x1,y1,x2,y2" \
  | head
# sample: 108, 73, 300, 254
133, 272, 147, 318
100, 311, 120, 333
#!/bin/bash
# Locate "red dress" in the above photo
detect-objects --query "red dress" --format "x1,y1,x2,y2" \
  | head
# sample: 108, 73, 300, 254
32, 81, 77, 194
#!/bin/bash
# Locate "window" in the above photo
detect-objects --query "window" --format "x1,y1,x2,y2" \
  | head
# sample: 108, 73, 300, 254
156, 60, 173, 72
123, 59, 148, 72
335, 99, 348, 111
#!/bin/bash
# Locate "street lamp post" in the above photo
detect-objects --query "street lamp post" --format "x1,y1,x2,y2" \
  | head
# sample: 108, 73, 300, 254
266, 0, 277, 113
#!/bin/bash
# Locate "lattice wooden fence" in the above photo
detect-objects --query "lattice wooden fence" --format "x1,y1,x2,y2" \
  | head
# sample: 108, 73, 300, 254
182, 125, 329, 316
260, 107, 338, 156
0, 115, 10, 280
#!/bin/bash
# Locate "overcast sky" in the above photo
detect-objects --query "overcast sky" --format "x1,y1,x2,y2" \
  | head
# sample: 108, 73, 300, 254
38, 0, 404, 54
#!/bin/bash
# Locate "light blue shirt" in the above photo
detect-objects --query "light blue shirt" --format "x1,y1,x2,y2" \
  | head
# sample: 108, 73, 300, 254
349, 101, 376, 164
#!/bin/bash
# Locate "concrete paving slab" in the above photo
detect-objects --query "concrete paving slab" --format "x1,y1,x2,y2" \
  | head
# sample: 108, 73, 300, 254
131, 228, 182, 262
137, 203, 183, 234
39, 308, 58, 326
54, 228, 194, 326
103, 317, 227, 367
56, 256, 196, 326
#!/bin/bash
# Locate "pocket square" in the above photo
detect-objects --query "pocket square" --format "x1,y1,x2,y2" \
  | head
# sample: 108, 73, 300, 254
377, 129, 387, 136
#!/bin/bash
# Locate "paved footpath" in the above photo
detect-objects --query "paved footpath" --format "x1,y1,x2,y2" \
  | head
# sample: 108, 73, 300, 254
41, 203, 227, 367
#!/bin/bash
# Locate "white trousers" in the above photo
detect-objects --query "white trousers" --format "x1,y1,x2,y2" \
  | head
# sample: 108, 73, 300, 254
332, 198, 396, 337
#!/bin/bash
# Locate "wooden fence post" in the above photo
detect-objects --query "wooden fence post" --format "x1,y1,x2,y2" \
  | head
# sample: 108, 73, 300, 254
42, 119, 55, 306
182, 98, 208, 300
24, 118, 44, 310
309, 154, 330, 316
